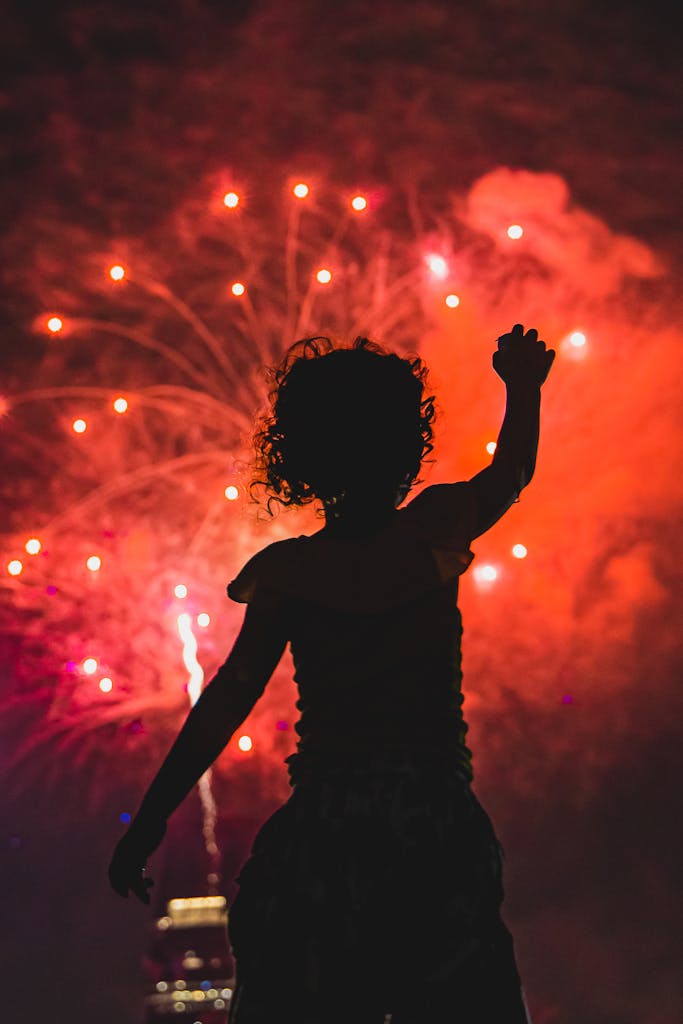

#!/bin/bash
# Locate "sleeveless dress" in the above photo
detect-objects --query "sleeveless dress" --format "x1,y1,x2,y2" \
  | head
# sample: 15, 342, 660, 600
224, 483, 531, 1023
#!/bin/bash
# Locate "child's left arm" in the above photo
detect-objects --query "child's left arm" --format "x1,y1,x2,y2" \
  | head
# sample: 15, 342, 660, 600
108, 589, 288, 903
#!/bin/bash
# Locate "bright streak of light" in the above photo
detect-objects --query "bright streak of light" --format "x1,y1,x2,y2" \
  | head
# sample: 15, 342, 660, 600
570, 331, 586, 347
113, 397, 128, 413
47, 316, 63, 333
72, 419, 87, 434
445, 293, 460, 308
316, 268, 332, 284
83, 658, 98, 674
293, 182, 309, 199
486, 441, 497, 455
174, 584, 188, 599
230, 282, 245, 296
7, 559, 23, 576
351, 195, 367, 211
473, 564, 498, 583
99, 677, 113, 692
86, 555, 101, 572
512, 544, 528, 559
25, 538, 42, 555
197, 613, 211, 627
223, 192, 240, 208
109, 265, 126, 281
507, 224, 524, 239
426, 254, 448, 279
238, 735, 253, 752
176, 612, 204, 705
176, 612, 222, 890
224, 485, 239, 500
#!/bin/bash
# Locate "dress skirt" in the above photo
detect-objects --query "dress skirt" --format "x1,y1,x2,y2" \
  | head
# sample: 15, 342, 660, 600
227, 753, 531, 1023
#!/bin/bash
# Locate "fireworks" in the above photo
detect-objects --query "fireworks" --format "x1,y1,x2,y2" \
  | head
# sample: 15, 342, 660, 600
0, 166, 667, 818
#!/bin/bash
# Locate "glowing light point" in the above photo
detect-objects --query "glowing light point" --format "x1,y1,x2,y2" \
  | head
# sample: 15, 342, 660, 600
512, 544, 528, 559
316, 268, 332, 284
197, 612, 211, 628
230, 282, 246, 297
486, 441, 497, 455
25, 538, 42, 555
83, 658, 98, 675
224, 484, 239, 500
569, 331, 586, 347
445, 293, 460, 308
113, 397, 128, 413
507, 224, 524, 239
426, 254, 448, 279
223, 192, 240, 208
99, 677, 113, 693
47, 316, 63, 333
174, 584, 188, 599
238, 735, 253, 752
473, 564, 498, 584
86, 555, 102, 572
351, 195, 367, 211
109, 264, 126, 281
293, 182, 309, 199
7, 559, 23, 577
72, 418, 87, 434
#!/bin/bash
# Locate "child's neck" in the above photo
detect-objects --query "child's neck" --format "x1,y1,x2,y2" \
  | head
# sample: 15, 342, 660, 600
321, 489, 399, 538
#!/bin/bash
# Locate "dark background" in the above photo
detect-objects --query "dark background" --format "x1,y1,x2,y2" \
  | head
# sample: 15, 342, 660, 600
1, 2, 681, 1022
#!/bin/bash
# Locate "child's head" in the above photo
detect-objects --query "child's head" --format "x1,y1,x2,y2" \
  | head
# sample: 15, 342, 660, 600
248, 335, 437, 519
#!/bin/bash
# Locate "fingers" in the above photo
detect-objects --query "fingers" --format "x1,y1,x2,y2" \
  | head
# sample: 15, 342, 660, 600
132, 877, 155, 905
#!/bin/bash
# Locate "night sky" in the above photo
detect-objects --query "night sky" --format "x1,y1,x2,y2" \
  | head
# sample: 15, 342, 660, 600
1, 2, 682, 1022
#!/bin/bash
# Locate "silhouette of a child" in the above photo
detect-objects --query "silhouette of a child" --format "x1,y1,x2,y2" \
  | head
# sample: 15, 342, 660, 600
109, 325, 554, 1023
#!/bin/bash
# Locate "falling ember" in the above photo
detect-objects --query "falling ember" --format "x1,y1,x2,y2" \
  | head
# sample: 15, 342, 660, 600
177, 612, 222, 892
426, 254, 448, 278
109, 265, 126, 281
82, 658, 98, 674
112, 397, 128, 413
230, 282, 245, 296
507, 224, 524, 239
72, 418, 87, 434
7, 559, 23, 576
224, 485, 239, 500
174, 584, 188, 598
47, 316, 63, 333
486, 441, 497, 455
512, 544, 528, 559
223, 192, 240, 208
25, 538, 41, 555
445, 293, 460, 308
473, 564, 498, 583
197, 612, 210, 627
315, 268, 332, 284
292, 182, 309, 198
351, 195, 367, 211
570, 331, 587, 346
86, 555, 102, 572
99, 677, 113, 692
237, 735, 253, 752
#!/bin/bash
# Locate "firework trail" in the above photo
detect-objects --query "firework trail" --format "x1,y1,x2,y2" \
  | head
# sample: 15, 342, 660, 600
1, 166, 676, 831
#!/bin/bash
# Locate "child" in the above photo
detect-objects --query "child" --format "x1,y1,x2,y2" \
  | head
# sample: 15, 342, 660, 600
109, 324, 555, 1022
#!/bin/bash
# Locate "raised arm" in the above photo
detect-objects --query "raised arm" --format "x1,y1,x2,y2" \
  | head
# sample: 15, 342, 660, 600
468, 324, 555, 541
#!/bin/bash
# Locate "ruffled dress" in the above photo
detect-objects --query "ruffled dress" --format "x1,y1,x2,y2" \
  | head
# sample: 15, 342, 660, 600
224, 482, 530, 1022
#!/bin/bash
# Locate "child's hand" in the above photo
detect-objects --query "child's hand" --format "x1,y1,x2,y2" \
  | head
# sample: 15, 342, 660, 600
108, 816, 166, 904
492, 324, 556, 387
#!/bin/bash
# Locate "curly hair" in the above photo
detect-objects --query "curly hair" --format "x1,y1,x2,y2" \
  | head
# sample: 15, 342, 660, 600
246, 335, 439, 520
